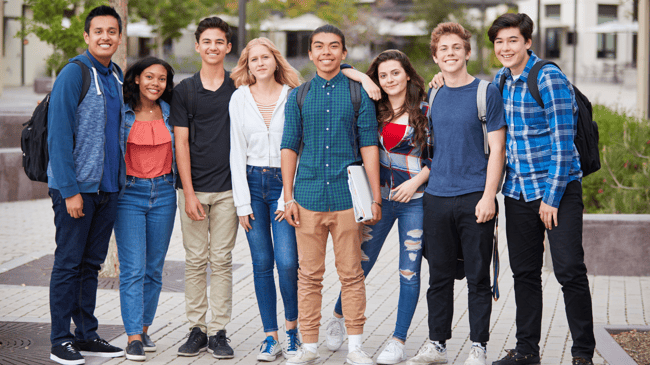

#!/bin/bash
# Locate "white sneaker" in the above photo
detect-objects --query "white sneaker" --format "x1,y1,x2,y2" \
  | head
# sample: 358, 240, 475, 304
377, 339, 407, 364
406, 342, 448, 365
287, 347, 320, 365
257, 336, 282, 361
347, 345, 374, 365
325, 316, 346, 351
463, 345, 487, 365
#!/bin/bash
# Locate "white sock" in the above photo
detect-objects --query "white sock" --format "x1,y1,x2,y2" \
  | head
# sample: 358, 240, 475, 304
303, 342, 318, 354
348, 334, 363, 352
472, 342, 487, 352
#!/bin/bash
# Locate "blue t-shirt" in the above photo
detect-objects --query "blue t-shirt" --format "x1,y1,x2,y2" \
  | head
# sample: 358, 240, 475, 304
88, 53, 121, 193
425, 78, 505, 197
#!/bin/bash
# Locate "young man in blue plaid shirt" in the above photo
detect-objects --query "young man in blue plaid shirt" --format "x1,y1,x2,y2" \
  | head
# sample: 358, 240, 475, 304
281, 25, 382, 365
488, 13, 595, 365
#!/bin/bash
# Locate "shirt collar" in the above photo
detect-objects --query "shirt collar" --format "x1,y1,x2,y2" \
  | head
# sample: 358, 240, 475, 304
311, 71, 347, 88
86, 50, 113, 76
518, 50, 539, 82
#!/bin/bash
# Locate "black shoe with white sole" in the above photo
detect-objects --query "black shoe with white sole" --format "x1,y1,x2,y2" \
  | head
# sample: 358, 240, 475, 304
177, 327, 208, 356
74, 337, 124, 358
126, 340, 146, 361
50, 342, 85, 365
142, 333, 156, 352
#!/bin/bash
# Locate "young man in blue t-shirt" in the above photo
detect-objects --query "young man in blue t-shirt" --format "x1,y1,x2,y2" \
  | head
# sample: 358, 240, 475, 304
46, 5, 126, 365
408, 22, 506, 365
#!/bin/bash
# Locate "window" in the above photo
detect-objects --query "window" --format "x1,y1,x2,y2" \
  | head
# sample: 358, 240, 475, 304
545, 4, 561, 19
597, 4, 617, 24
545, 28, 562, 59
597, 33, 617, 59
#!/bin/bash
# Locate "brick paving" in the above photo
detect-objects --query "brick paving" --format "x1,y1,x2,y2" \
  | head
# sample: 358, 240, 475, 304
1, 198, 649, 364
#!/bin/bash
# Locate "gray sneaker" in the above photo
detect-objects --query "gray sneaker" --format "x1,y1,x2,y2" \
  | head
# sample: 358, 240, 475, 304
407, 342, 447, 365
325, 316, 346, 351
287, 347, 320, 365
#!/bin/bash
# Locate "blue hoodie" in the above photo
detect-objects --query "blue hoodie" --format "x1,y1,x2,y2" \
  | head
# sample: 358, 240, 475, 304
47, 51, 124, 198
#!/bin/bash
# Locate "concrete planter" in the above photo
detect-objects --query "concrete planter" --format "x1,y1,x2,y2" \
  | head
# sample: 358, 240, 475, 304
583, 214, 650, 276
594, 325, 650, 365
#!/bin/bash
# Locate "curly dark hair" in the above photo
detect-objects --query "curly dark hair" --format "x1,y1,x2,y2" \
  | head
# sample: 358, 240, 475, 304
366, 50, 428, 150
123, 57, 174, 110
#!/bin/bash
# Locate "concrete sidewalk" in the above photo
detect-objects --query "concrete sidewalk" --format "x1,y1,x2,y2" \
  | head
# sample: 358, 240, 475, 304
1, 197, 648, 365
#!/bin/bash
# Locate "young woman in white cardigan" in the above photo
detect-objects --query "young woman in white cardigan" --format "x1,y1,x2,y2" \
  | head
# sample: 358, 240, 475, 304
229, 37, 302, 362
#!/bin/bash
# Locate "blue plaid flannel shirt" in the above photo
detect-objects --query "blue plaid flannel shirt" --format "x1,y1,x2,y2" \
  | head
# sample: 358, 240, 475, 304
281, 72, 378, 212
493, 51, 582, 208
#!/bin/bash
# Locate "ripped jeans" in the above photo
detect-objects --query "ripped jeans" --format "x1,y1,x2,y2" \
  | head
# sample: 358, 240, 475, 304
334, 198, 423, 342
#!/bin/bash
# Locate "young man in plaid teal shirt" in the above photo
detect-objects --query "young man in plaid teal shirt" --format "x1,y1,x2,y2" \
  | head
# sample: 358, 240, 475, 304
281, 25, 382, 365
488, 13, 595, 365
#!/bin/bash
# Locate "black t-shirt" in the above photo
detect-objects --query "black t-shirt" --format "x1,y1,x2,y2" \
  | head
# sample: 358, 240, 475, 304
169, 71, 236, 193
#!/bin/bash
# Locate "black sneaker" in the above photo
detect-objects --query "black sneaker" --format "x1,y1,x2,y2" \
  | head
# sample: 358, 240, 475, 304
75, 337, 124, 358
492, 349, 541, 365
209, 330, 234, 359
142, 333, 156, 352
572, 357, 594, 365
125, 340, 146, 361
50, 342, 85, 365
177, 327, 208, 356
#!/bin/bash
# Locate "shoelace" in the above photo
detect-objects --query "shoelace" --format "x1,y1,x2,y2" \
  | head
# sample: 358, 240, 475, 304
327, 319, 343, 336
502, 349, 517, 359
383, 340, 401, 354
94, 338, 111, 347
261, 338, 275, 353
287, 330, 301, 351
469, 346, 485, 358
62, 342, 78, 353
216, 333, 231, 347
572, 357, 592, 365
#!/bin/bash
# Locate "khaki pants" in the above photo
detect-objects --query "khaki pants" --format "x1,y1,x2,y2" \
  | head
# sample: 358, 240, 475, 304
178, 189, 238, 334
295, 204, 366, 343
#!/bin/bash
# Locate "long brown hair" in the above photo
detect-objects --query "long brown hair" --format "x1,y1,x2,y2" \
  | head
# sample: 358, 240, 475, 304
366, 50, 428, 150
231, 37, 300, 88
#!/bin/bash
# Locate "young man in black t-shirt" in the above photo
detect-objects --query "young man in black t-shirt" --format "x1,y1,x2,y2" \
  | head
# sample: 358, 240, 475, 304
169, 16, 238, 359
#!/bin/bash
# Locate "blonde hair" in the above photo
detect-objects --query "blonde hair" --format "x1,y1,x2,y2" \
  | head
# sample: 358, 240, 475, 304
231, 37, 300, 88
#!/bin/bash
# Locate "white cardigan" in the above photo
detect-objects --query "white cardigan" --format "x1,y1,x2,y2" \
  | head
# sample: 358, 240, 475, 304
229, 84, 290, 216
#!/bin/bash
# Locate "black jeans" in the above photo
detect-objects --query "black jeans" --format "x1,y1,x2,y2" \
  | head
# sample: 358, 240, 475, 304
49, 189, 118, 346
423, 192, 495, 343
505, 180, 595, 359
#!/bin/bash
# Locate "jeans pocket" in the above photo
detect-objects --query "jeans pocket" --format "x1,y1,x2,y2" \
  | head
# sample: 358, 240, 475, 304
126, 177, 136, 188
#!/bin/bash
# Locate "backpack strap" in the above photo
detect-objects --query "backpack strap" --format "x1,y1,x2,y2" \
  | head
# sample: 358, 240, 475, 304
426, 86, 441, 120
296, 80, 311, 116
70, 60, 91, 106
186, 73, 199, 144
527, 60, 559, 108
477, 79, 490, 158
498, 73, 507, 94
349, 79, 362, 160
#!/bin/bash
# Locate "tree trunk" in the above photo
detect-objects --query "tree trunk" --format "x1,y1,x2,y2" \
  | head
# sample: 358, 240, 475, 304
99, 0, 127, 279
156, 35, 164, 59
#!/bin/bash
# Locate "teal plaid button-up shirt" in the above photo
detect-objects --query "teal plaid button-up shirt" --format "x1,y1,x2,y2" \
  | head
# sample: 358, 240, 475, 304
281, 72, 378, 212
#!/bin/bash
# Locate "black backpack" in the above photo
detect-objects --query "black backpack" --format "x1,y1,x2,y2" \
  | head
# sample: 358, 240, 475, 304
499, 60, 601, 176
21, 60, 91, 182
295, 78, 362, 159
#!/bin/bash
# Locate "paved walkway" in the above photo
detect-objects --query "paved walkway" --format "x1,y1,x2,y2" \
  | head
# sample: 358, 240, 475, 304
1, 197, 649, 365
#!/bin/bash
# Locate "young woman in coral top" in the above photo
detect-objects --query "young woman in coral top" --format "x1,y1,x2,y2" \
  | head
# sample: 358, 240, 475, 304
114, 57, 177, 361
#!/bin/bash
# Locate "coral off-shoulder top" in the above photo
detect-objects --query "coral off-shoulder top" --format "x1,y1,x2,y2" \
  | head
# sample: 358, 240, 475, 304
125, 119, 173, 178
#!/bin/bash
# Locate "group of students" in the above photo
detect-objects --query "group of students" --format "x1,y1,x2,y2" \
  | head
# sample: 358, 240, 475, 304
45, 5, 595, 365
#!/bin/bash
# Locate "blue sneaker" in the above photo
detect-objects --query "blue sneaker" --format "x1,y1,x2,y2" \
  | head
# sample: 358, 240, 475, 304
257, 336, 281, 362
284, 328, 302, 359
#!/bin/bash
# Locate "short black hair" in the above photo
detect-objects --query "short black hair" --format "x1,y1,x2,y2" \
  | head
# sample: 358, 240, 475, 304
85, 5, 122, 34
308, 24, 346, 52
123, 57, 175, 109
195, 17, 233, 43
488, 13, 534, 43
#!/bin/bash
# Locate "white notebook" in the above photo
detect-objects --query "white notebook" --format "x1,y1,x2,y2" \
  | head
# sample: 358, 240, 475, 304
347, 165, 374, 223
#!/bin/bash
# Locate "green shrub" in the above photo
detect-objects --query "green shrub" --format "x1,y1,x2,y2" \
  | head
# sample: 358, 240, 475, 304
583, 105, 650, 213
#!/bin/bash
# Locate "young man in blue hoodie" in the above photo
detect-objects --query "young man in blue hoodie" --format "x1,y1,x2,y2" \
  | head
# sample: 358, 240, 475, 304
47, 5, 126, 365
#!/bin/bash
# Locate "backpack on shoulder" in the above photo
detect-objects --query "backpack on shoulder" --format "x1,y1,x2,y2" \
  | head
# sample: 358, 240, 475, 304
21, 60, 91, 182
499, 60, 601, 177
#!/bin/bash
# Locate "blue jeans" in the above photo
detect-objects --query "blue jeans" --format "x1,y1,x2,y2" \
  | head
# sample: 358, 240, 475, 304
49, 189, 118, 346
244, 166, 299, 332
114, 174, 176, 336
334, 198, 424, 342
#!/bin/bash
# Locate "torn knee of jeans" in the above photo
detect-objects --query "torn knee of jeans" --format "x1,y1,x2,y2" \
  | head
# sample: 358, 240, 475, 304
406, 229, 423, 238
400, 269, 416, 280
404, 239, 422, 251
361, 250, 369, 262
361, 225, 373, 243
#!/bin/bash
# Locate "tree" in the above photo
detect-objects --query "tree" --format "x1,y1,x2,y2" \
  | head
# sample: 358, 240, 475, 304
19, 0, 102, 75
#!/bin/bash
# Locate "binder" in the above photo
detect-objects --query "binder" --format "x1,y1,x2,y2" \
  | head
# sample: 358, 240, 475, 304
347, 165, 374, 223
